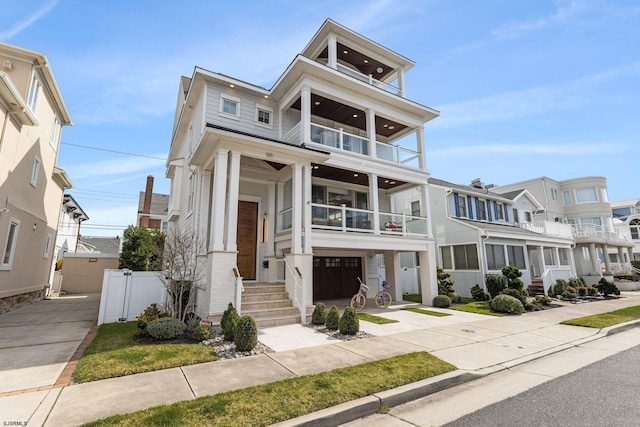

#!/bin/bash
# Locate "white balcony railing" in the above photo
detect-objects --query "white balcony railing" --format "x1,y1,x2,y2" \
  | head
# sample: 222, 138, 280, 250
311, 123, 369, 156
376, 142, 420, 168
336, 63, 400, 96
517, 221, 573, 239
571, 224, 627, 241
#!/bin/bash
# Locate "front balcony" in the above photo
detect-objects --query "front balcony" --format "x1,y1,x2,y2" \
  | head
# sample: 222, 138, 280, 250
572, 224, 629, 242
278, 204, 429, 237
517, 221, 573, 239
335, 63, 401, 96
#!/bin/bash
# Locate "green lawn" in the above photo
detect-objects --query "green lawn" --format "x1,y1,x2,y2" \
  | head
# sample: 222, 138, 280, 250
402, 294, 422, 303
73, 322, 218, 383
402, 307, 451, 317
560, 305, 640, 328
82, 352, 455, 427
449, 301, 506, 317
357, 313, 399, 324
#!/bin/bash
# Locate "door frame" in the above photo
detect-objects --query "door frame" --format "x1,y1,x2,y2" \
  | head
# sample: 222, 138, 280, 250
238, 195, 262, 282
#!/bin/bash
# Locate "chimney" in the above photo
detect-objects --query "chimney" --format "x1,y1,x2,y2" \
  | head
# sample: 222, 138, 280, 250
140, 175, 153, 227
470, 178, 484, 189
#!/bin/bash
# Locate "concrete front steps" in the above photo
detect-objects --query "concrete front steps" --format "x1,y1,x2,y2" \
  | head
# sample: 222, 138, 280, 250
241, 283, 306, 328
527, 278, 545, 296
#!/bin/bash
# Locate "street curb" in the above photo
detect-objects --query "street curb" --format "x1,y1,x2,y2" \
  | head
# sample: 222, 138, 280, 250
276, 320, 640, 426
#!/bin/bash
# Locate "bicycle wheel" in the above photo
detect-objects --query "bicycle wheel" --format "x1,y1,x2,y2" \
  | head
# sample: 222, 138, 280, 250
375, 291, 392, 308
350, 293, 366, 311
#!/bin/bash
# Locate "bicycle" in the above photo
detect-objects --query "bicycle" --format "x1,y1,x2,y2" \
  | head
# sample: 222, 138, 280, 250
350, 277, 369, 311
375, 280, 393, 308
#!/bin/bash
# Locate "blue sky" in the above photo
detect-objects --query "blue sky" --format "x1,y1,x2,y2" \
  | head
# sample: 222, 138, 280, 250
1, 0, 638, 236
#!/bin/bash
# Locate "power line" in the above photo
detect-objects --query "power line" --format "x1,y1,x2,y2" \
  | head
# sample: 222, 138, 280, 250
70, 188, 141, 198
61, 142, 167, 161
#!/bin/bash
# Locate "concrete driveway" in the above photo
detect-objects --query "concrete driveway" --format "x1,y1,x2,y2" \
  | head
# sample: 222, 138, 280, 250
0, 293, 100, 395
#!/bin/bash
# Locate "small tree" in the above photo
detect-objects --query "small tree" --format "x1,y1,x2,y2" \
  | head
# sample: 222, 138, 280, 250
485, 274, 507, 299
501, 266, 524, 291
156, 228, 205, 322
119, 225, 165, 271
221, 303, 240, 341
437, 267, 455, 295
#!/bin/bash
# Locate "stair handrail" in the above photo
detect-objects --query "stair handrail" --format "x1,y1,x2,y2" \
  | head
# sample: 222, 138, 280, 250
282, 255, 307, 323
631, 265, 640, 275
541, 268, 552, 297
232, 267, 244, 316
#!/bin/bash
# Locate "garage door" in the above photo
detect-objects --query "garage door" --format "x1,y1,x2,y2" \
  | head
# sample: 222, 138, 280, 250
313, 257, 362, 300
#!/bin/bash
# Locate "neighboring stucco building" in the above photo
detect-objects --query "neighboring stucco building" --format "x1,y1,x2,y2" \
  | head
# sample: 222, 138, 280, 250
0, 42, 72, 311
611, 199, 640, 263
167, 19, 439, 322
491, 176, 634, 283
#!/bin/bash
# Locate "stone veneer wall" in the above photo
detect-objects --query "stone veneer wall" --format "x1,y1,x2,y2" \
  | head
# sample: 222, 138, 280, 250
0, 290, 45, 314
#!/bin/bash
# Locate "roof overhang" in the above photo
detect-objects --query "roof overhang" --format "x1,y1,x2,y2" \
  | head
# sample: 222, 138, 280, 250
52, 166, 73, 189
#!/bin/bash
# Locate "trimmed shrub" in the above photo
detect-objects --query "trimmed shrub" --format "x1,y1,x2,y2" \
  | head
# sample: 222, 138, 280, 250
596, 278, 620, 297
486, 274, 507, 299
470, 284, 488, 301
192, 325, 212, 342
234, 316, 258, 351
490, 294, 524, 315
325, 305, 340, 330
578, 286, 588, 297
587, 286, 598, 296
502, 287, 528, 306
137, 303, 170, 332
433, 294, 452, 308
437, 267, 455, 295
567, 286, 577, 294
448, 293, 461, 304
502, 266, 524, 290
338, 307, 359, 335
568, 277, 586, 289
146, 318, 186, 339
536, 295, 552, 305
311, 303, 327, 325
562, 290, 577, 300
221, 303, 240, 342
525, 301, 543, 311
553, 279, 568, 296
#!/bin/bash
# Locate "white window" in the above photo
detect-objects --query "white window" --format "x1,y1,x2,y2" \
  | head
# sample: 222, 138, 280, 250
188, 173, 196, 213
563, 191, 572, 206
575, 188, 597, 203
27, 74, 41, 113
2, 218, 20, 270
497, 203, 504, 220
411, 200, 421, 217
44, 234, 52, 258
551, 188, 558, 201
255, 105, 273, 128
50, 117, 61, 149
524, 211, 532, 222
31, 157, 41, 187
219, 95, 240, 120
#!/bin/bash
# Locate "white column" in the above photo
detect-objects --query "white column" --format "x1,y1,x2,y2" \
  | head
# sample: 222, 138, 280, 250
291, 164, 303, 254
420, 184, 432, 237
303, 164, 312, 254
554, 247, 561, 267
568, 247, 577, 276
617, 247, 627, 272
276, 182, 284, 232
588, 243, 600, 275
301, 86, 311, 144
225, 152, 241, 252
266, 181, 276, 257
366, 109, 377, 160
328, 35, 337, 69
537, 246, 546, 277
398, 67, 406, 98
368, 173, 380, 234
601, 244, 611, 274
198, 170, 212, 250
210, 149, 229, 252
416, 126, 427, 172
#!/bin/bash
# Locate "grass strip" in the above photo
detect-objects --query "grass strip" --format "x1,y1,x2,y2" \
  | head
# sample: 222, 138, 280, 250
83, 352, 455, 427
357, 313, 399, 324
449, 301, 506, 317
402, 294, 422, 303
560, 305, 640, 328
73, 322, 218, 383
402, 307, 451, 317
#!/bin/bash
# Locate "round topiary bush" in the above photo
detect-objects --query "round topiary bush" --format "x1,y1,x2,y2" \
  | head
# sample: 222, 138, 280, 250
338, 306, 359, 335
146, 318, 186, 339
311, 302, 327, 325
448, 292, 461, 303
192, 325, 212, 342
325, 305, 340, 330
433, 294, 452, 308
221, 302, 240, 342
470, 284, 488, 301
502, 287, 527, 306
234, 315, 258, 351
490, 294, 524, 315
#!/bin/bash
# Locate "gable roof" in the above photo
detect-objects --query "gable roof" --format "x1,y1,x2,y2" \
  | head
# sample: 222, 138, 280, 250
428, 177, 512, 203
137, 192, 169, 216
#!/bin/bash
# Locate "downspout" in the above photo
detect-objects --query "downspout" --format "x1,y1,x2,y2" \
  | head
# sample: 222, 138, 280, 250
479, 229, 490, 293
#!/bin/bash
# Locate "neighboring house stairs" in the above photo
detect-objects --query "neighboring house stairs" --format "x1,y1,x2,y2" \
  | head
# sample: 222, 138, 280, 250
241, 283, 306, 328
527, 278, 545, 296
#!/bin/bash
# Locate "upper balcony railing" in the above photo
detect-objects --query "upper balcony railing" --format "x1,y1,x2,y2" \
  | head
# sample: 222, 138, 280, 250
336, 63, 400, 96
277, 203, 428, 236
517, 221, 573, 239
571, 224, 628, 241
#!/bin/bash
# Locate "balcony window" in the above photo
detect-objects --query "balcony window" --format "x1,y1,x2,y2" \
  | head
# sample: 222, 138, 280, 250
575, 188, 597, 203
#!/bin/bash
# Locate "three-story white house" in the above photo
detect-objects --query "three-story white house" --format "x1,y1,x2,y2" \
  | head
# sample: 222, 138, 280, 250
167, 20, 440, 323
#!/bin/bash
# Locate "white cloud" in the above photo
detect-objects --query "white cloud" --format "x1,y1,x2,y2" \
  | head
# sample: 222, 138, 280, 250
0, 0, 58, 40
63, 154, 166, 180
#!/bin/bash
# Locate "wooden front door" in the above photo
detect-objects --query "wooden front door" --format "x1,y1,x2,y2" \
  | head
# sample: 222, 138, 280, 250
313, 257, 362, 300
236, 201, 258, 280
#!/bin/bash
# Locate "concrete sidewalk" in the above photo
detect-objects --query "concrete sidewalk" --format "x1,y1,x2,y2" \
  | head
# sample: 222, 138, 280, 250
2, 292, 640, 426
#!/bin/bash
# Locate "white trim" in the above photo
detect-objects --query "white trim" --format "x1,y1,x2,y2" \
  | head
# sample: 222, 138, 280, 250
219, 94, 241, 120
254, 104, 273, 129
50, 116, 61, 149
27, 73, 41, 114
30, 156, 41, 187
1, 218, 20, 270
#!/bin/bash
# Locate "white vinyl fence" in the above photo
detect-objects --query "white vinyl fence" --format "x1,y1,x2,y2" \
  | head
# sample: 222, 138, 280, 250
98, 269, 167, 324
